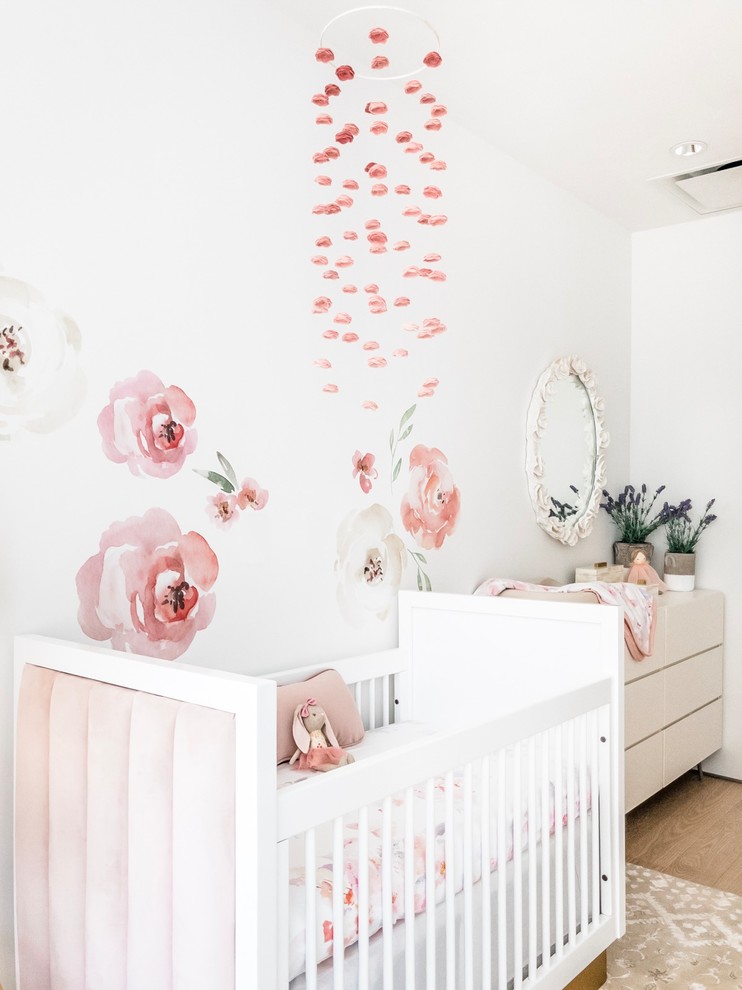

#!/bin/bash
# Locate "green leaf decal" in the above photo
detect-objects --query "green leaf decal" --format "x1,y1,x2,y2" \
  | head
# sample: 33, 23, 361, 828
399, 404, 416, 430
417, 571, 423, 591
399, 424, 414, 441
389, 429, 395, 452
392, 458, 402, 482
216, 451, 238, 490
193, 469, 235, 493
424, 572, 432, 592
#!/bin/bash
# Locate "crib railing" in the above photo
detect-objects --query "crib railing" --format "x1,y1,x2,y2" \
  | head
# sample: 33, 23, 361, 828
276, 680, 616, 990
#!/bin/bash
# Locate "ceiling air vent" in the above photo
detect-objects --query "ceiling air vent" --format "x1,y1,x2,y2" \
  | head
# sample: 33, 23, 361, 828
657, 157, 742, 215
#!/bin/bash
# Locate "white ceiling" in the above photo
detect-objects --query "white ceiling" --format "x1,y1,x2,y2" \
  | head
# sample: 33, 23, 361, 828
273, 0, 742, 231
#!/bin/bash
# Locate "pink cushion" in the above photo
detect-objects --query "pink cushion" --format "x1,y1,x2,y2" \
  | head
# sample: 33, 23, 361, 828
277, 669, 364, 764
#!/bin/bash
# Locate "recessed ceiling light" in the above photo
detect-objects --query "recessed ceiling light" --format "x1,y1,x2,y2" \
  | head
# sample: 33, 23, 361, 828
671, 141, 708, 157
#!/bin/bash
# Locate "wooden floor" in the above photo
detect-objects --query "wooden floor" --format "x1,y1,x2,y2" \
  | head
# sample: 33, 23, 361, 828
626, 770, 742, 895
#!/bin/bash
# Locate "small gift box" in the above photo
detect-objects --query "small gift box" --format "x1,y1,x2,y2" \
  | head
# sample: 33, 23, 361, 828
574, 562, 627, 583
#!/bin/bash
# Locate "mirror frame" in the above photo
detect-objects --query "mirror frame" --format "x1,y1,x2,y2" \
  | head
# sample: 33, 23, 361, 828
525, 355, 610, 546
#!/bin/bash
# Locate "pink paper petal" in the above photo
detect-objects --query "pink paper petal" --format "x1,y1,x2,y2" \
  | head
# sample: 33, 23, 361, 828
362, 341, 380, 350
367, 231, 387, 243
364, 283, 380, 293
424, 253, 442, 262
322, 383, 339, 393
417, 214, 431, 224
315, 175, 332, 186
335, 129, 355, 145
333, 312, 352, 325
343, 230, 358, 240
429, 214, 448, 225
431, 104, 448, 117
419, 93, 436, 105
423, 51, 443, 68
315, 236, 332, 248
342, 179, 359, 189
429, 270, 447, 281
394, 184, 411, 195
322, 270, 339, 279
365, 218, 382, 229
368, 295, 387, 314
362, 400, 379, 411
342, 332, 359, 343
369, 245, 387, 254
365, 101, 388, 115
313, 358, 332, 368
392, 349, 408, 358
417, 387, 435, 397
325, 83, 341, 97
342, 284, 357, 293
365, 162, 388, 178
313, 296, 332, 313
402, 206, 422, 217
369, 121, 388, 135
396, 131, 413, 143
417, 267, 432, 277
315, 47, 335, 63
324, 146, 340, 160
344, 122, 360, 136
423, 185, 443, 198
336, 65, 355, 81
369, 26, 390, 44
323, 329, 339, 339
335, 194, 354, 208
403, 323, 420, 332
424, 119, 442, 132
368, 357, 388, 368
404, 142, 424, 153
312, 93, 330, 107
430, 160, 447, 171
404, 80, 422, 94
394, 296, 410, 306
371, 184, 388, 196
403, 266, 420, 277
371, 55, 390, 69
313, 152, 329, 164
311, 255, 328, 265
315, 114, 333, 125
422, 377, 440, 388
393, 241, 411, 251
419, 152, 435, 164
335, 255, 354, 267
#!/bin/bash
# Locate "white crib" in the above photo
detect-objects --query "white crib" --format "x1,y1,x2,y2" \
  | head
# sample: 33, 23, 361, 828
14, 591, 625, 990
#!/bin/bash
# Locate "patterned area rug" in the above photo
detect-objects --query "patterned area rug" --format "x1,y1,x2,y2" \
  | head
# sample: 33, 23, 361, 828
605, 863, 742, 988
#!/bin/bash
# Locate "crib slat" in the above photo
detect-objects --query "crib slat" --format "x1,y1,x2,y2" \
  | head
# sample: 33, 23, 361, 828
527, 737, 537, 982
277, 840, 290, 989
445, 769, 455, 990
512, 742, 523, 990
463, 763, 474, 990
579, 716, 589, 937
590, 710, 600, 929
405, 785, 416, 988
540, 732, 551, 975
305, 828, 317, 990
425, 777, 436, 990
566, 721, 577, 947
333, 815, 344, 990
554, 726, 564, 959
369, 680, 377, 729
354, 682, 363, 725
479, 756, 491, 990
358, 806, 370, 990
382, 795, 393, 988
496, 750, 507, 989
382, 676, 390, 727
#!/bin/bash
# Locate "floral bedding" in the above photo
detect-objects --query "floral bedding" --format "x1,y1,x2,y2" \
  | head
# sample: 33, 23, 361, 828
287, 763, 588, 981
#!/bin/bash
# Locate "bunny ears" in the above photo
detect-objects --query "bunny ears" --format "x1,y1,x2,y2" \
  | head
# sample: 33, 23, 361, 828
300, 697, 316, 718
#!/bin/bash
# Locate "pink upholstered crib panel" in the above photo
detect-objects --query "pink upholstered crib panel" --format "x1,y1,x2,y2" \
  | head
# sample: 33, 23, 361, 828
15, 664, 237, 990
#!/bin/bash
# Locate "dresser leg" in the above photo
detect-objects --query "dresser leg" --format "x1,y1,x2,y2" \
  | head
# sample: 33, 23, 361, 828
696, 762, 704, 781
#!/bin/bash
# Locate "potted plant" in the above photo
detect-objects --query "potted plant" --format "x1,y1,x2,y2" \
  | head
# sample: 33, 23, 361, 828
600, 484, 672, 566
663, 498, 717, 591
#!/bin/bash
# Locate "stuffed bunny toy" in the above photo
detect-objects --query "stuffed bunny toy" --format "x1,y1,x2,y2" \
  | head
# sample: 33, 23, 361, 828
289, 697, 356, 771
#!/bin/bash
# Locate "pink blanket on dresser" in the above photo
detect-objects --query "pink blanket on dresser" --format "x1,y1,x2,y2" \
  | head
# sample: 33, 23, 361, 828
475, 579, 657, 660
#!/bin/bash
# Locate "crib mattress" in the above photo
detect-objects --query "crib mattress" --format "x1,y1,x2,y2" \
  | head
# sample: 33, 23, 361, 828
281, 723, 591, 984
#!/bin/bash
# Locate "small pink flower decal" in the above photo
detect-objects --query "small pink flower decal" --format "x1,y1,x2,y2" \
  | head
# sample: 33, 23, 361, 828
371, 184, 388, 196
323, 383, 339, 393
404, 80, 422, 94
424, 253, 442, 262
311, 255, 328, 265
335, 255, 354, 267
361, 400, 379, 411
342, 284, 357, 293
335, 128, 355, 145
369, 26, 390, 44
342, 332, 359, 343
393, 241, 411, 251
423, 185, 443, 198
362, 341, 379, 350
352, 451, 378, 493
394, 296, 410, 306
315, 236, 332, 248
404, 142, 424, 153
431, 104, 448, 117
392, 349, 408, 358
368, 295, 387, 314
371, 55, 390, 69
98, 370, 197, 479
419, 152, 435, 164
364, 282, 380, 293
368, 356, 387, 369
323, 329, 339, 340
315, 114, 333, 125
342, 179, 359, 190
425, 118, 442, 132
237, 478, 269, 512
394, 184, 411, 195
369, 121, 388, 135
325, 83, 341, 97
336, 65, 355, 81
365, 162, 387, 178
423, 51, 443, 68
429, 160, 447, 171
208, 491, 239, 528
315, 47, 335, 63
313, 296, 332, 313
311, 93, 330, 107
364, 101, 388, 115
365, 219, 381, 229
396, 131, 412, 143
76, 507, 218, 660
401, 445, 460, 550
343, 230, 358, 239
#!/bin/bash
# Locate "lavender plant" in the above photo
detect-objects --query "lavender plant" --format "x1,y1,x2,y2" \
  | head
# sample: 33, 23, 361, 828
600, 484, 672, 542
665, 498, 717, 553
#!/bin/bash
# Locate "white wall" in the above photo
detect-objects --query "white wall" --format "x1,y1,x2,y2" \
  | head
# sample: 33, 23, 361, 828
0, 1, 631, 985
632, 210, 742, 780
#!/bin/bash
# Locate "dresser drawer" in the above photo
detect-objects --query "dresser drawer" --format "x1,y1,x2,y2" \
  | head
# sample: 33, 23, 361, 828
624, 602, 666, 683
664, 591, 723, 665
625, 733, 664, 813
664, 646, 723, 726
663, 698, 723, 786
625, 671, 665, 747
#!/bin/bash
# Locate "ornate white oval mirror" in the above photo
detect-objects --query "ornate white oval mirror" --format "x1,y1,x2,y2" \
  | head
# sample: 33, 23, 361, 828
525, 355, 609, 546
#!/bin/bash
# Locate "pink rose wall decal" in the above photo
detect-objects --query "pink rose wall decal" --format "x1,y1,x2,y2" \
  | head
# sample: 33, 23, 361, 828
98, 370, 197, 478
76, 507, 218, 660
401, 443, 460, 550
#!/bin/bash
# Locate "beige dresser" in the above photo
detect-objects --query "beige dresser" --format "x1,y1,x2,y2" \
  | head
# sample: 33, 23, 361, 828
624, 589, 724, 813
